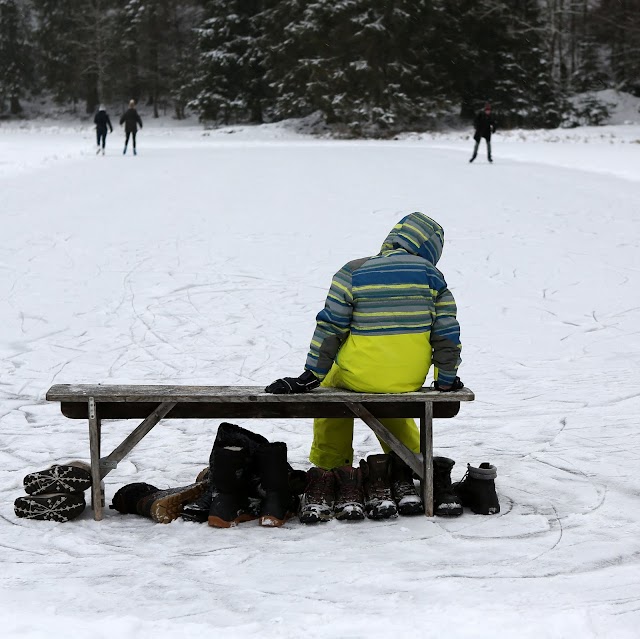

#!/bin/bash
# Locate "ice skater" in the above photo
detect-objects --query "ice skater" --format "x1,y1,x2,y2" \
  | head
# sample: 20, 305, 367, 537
120, 99, 143, 155
94, 105, 113, 155
469, 102, 496, 163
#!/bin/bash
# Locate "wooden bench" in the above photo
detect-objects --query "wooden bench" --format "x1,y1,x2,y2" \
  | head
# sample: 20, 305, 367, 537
45, 384, 475, 521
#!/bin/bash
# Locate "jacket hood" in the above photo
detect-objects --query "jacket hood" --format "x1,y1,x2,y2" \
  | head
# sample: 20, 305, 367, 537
380, 212, 444, 265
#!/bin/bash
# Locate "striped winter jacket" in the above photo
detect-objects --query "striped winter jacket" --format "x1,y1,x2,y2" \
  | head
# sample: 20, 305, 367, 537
304, 213, 462, 389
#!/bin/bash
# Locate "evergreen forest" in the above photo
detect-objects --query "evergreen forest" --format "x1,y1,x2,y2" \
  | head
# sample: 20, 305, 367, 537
1, 0, 638, 134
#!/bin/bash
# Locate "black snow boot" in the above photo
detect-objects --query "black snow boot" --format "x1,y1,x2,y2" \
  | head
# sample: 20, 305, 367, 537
333, 465, 365, 521
23, 461, 92, 496
299, 467, 336, 524
181, 423, 268, 523
453, 462, 500, 515
208, 445, 257, 528
433, 456, 463, 517
359, 454, 397, 520
388, 452, 424, 516
256, 442, 299, 527
14, 492, 86, 522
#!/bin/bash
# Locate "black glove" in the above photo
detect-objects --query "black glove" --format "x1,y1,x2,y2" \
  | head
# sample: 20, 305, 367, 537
265, 370, 320, 394
433, 376, 464, 392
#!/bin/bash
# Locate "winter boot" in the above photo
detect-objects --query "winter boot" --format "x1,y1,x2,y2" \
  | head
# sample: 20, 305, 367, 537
360, 454, 397, 520
208, 446, 257, 528
181, 423, 269, 523
123, 145, 127, 155
136, 481, 207, 524
256, 442, 299, 527
299, 467, 336, 524
180, 474, 211, 523
14, 492, 86, 522
110, 482, 160, 515
433, 456, 463, 517
388, 452, 424, 516
333, 465, 365, 521
453, 462, 500, 515
23, 461, 92, 496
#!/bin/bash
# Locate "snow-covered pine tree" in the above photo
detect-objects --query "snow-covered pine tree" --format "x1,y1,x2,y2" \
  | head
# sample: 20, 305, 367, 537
0, 0, 34, 114
188, 0, 271, 124
33, 0, 85, 108
265, 0, 448, 135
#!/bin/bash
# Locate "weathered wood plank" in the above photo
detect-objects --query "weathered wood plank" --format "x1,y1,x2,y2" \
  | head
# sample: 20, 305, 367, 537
59, 400, 462, 420
47, 384, 474, 403
346, 403, 422, 476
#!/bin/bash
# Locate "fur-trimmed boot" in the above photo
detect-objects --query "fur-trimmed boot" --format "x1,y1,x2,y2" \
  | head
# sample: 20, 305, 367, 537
388, 452, 424, 515
360, 454, 397, 520
453, 462, 500, 515
110, 481, 207, 523
433, 456, 463, 517
256, 442, 299, 527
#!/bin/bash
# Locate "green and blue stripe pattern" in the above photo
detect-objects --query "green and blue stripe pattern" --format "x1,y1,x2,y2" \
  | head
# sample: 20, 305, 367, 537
305, 213, 461, 385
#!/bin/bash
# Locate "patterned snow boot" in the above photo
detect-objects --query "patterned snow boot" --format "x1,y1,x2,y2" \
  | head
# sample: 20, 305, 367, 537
299, 467, 336, 524
23, 461, 92, 496
388, 452, 423, 515
360, 454, 397, 520
256, 442, 299, 527
453, 462, 500, 515
433, 456, 463, 517
333, 465, 365, 521
14, 492, 86, 522
208, 445, 257, 528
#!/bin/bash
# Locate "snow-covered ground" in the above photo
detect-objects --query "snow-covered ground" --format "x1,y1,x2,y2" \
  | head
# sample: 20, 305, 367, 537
1, 115, 640, 638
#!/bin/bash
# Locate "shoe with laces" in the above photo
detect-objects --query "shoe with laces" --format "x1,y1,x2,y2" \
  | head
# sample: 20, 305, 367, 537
453, 462, 500, 515
433, 456, 463, 517
360, 454, 397, 520
388, 452, 424, 515
299, 467, 336, 524
333, 465, 365, 521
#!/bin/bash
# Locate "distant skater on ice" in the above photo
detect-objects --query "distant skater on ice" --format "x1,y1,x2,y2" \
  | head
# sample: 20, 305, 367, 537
470, 102, 496, 163
120, 99, 143, 155
94, 105, 113, 155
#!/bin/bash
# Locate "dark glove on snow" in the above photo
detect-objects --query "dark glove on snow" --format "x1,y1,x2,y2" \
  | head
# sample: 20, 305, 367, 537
433, 376, 464, 392
265, 370, 320, 394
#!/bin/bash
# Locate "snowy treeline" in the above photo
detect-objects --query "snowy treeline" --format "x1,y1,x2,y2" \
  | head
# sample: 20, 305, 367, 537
1, 0, 639, 133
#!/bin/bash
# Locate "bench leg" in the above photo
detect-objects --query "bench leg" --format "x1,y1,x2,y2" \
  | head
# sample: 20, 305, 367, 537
88, 397, 103, 521
420, 402, 434, 517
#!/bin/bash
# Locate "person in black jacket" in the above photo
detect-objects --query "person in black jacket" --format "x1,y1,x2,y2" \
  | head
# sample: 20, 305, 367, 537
120, 99, 143, 155
94, 106, 113, 155
469, 102, 496, 163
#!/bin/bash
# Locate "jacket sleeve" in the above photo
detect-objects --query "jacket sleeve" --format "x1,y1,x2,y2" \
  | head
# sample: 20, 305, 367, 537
304, 264, 354, 380
107, 115, 113, 131
93, 113, 98, 125
137, 113, 143, 128
430, 284, 462, 386
119, 114, 125, 125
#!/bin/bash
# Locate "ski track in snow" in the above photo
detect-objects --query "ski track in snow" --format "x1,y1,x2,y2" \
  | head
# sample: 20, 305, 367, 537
0, 123, 640, 637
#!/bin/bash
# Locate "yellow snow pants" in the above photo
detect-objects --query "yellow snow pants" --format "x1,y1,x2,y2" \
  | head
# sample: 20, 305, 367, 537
309, 333, 431, 470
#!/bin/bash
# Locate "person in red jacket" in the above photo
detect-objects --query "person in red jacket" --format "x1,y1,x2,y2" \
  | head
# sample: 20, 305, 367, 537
120, 99, 143, 156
